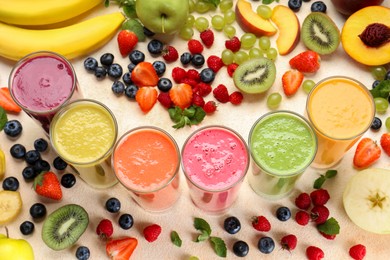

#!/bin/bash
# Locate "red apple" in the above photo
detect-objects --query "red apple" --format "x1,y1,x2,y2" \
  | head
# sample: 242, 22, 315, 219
330, 0, 384, 16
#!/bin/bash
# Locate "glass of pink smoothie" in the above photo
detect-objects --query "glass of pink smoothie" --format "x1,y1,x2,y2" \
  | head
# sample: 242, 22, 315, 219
9, 51, 82, 133
181, 126, 249, 213
112, 126, 181, 212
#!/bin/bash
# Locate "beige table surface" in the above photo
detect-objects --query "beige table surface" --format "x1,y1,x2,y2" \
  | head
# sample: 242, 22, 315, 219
1, 1, 390, 259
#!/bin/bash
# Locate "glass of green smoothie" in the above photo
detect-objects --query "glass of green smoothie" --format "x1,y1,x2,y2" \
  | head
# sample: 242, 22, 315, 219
248, 111, 317, 199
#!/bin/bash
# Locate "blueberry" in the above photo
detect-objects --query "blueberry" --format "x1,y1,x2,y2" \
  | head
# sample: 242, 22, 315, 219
191, 53, 205, 67
22, 166, 37, 181
106, 197, 121, 213
84, 57, 98, 72
53, 156, 68, 170
61, 173, 76, 188
258, 236, 275, 254
25, 150, 41, 165
10, 144, 26, 159
157, 78, 173, 92
118, 213, 134, 230
372, 80, 381, 89
143, 26, 155, 37
153, 60, 166, 76
128, 63, 136, 73
75, 246, 90, 260
233, 240, 249, 257
94, 66, 107, 79
303, 0, 311, 2
371, 117, 382, 131
276, 206, 292, 221
20, 221, 34, 235
147, 39, 164, 55
125, 84, 139, 99
200, 68, 215, 83
107, 63, 123, 79
2, 176, 19, 191
288, 0, 302, 12
122, 72, 132, 85
34, 138, 48, 152
100, 53, 114, 67
129, 50, 145, 65
385, 70, 390, 80
33, 159, 51, 173
311, 1, 327, 12
4, 120, 23, 137
112, 81, 125, 95
224, 216, 241, 234
180, 52, 193, 66
29, 203, 47, 219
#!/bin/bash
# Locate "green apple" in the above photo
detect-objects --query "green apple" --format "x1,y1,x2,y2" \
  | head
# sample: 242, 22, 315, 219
0, 233, 34, 260
135, 0, 189, 34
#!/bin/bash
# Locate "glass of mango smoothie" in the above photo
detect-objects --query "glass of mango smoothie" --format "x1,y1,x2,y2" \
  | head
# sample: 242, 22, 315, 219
306, 76, 375, 169
50, 99, 118, 189
248, 111, 317, 199
112, 127, 181, 212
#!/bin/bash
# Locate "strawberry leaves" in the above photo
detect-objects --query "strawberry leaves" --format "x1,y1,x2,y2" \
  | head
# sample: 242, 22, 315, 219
168, 105, 206, 129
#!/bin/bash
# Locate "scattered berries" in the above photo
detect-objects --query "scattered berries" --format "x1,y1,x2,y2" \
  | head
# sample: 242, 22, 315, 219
163, 46, 179, 62
135, 86, 158, 113
349, 244, 366, 260
33, 171, 62, 201
169, 83, 193, 109
203, 101, 217, 113
229, 91, 243, 105
310, 189, 330, 206
188, 39, 204, 54
281, 234, 297, 251
227, 63, 239, 77
105, 197, 121, 213
143, 224, 162, 242
289, 50, 321, 73
157, 92, 173, 109
276, 206, 292, 221
353, 137, 381, 168
96, 219, 113, 239
192, 94, 205, 108
310, 205, 329, 224
295, 210, 310, 226
282, 69, 304, 96
172, 67, 187, 83
225, 36, 241, 52
186, 69, 200, 83
380, 133, 390, 156
200, 29, 214, 47
207, 55, 224, 73
258, 236, 275, 254
131, 61, 159, 87
194, 82, 212, 97
295, 192, 311, 210
213, 84, 230, 103
306, 246, 324, 260
223, 216, 241, 234
252, 216, 271, 232
117, 30, 138, 56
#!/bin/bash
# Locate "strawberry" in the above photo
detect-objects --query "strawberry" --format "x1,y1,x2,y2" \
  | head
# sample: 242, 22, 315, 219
200, 29, 214, 47
157, 92, 173, 108
0, 87, 21, 113
282, 69, 304, 96
33, 171, 62, 200
227, 63, 239, 77
117, 30, 138, 56
96, 219, 113, 239
229, 91, 243, 105
213, 84, 230, 103
289, 50, 321, 73
380, 133, 390, 156
163, 46, 179, 62
106, 237, 138, 260
169, 83, 193, 109
135, 87, 158, 113
281, 234, 298, 251
225, 36, 241, 52
349, 244, 366, 260
172, 67, 187, 83
143, 224, 162, 242
306, 246, 324, 260
131, 62, 159, 87
252, 216, 271, 232
353, 137, 381, 168
203, 101, 217, 113
188, 39, 204, 54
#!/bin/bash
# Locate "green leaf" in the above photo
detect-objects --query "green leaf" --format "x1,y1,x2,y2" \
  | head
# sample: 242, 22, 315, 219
203, 0, 221, 7
172, 117, 186, 129
194, 217, 212, 236
170, 231, 182, 247
123, 5, 138, 19
325, 170, 337, 179
104, 0, 110, 7
370, 80, 390, 98
183, 106, 196, 118
313, 175, 326, 189
0, 107, 7, 131
196, 230, 210, 242
191, 106, 206, 125
317, 217, 340, 235
121, 18, 145, 41
168, 107, 182, 123
210, 237, 227, 257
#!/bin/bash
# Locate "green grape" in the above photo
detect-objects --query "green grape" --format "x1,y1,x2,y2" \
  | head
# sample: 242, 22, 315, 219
234, 50, 249, 65
179, 26, 194, 40
194, 1, 210, 13
211, 15, 225, 31
302, 79, 316, 94
256, 5, 272, 19
258, 36, 271, 50
223, 25, 236, 38
219, 0, 233, 12
266, 48, 278, 61
221, 49, 235, 65
371, 66, 387, 80
385, 117, 390, 131
267, 93, 282, 109
223, 9, 236, 24
194, 17, 209, 32
189, 0, 195, 13
374, 97, 389, 113
185, 15, 195, 27
249, 48, 264, 59
240, 33, 257, 49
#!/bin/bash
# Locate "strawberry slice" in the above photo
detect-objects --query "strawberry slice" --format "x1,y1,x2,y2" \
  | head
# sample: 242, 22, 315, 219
380, 133, 390, 156
0, 87, 21, 113
282, 70, 304, 96
106, 237, 138, 260
135, 87, 158, 113
169, 83, 193, 110
353, 137, 381, 168
117, 30, 138, 56
131, 62, 159, 87
289, 50, 321, 73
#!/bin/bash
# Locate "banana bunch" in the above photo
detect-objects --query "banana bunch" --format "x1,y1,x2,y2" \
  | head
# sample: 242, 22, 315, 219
0, 148, 5, 180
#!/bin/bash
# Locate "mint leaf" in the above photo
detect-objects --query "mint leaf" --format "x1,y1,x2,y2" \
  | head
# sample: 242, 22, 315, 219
194, 217, 211, 236
317, 217, 340, 235
191, 106, 206, 124
122, 18, 145, 41
168, 107, 182, 123
172, 117, 186, 129
210, 237, 227, 257
370, 80, 390, 98
313, 175, 326, 189
183, 106, 196, 118
170, 231, 182, 247
196, 230, 210, 242
325, 170, 337, 179
0, 107, 7, 131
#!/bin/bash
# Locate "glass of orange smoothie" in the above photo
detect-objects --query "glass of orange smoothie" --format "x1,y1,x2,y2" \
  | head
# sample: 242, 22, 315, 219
306, 76, 375, 169
112, 127, 180, 212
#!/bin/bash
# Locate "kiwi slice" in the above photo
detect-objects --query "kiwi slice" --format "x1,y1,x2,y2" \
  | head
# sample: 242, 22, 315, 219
233, 58, 276, 94
301, 12, 340, 55
42, 204, 89, 251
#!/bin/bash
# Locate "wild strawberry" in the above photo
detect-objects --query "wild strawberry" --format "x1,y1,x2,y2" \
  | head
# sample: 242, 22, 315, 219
349, 244, 366, 260
169, 83, 193, 109
135, 87, 158, 113
252, 216, 271, 232
207, 55, 224, 73
117, 30, 138, 56
227, 63, 239, 77
229, 91, 243, 105
225, 36, 241, 52
0, 87, 21, 113
163, 46, 179, 62
353, 137, 381, 168
295, 210, 310, 226
203, 101, 217, 113
188, 39, 204, 54
131, 62, 159, 87
282, 69, 304, 96
33, 171, 62, 201
143, 224, 162, 242
157, 92, 173, 108
319, 231, 336, 240
106, 237, 138, 259
172, 67, 187, 83
311, 205, 329, 224
295, 192, 311, 210
289, 50, 321, 73
195, 82, 212, 97
192, 94, 205, 107
96, 219, 113, 239
310, 189, 330, 206
281, 234, 298, 251
186, 69, 200, 83
200, 29, 214, 47
380, 133, 390, 156
306, 246, 324, 260
213, 84, 230, 103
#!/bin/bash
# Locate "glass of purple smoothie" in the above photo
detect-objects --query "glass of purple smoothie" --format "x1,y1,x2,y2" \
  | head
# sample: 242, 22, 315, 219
8, 51, 82, 134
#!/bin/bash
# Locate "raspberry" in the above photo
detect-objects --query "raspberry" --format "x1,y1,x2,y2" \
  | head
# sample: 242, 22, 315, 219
306, 246, 324, 260
194, 82, 212, 97
295, 210, 310, 226
213, 84, 230, 103
252, 216, 271, 232
200, 29, 214, 47
225, 36, 241, 52
188, 39, 204, 54
171, 67, 186, 83
295, 192, 311, 210
203, 101, 217, 113
281, 234, 297, 251
186, 69, 200, 82
143, 224, 162, 242
319, 231, 336, 240
157, 92, 173, 108
192, 94, 205, 107
96, 219, 113, 239
227, 63, 239, 77
310, 205, 329, 224
206, 55, 224, 73
163, 46, 179, 62
229, 91, 243, 105
181, 77, 198, 88
349, 244, 366, 260
310, 189, 330, 206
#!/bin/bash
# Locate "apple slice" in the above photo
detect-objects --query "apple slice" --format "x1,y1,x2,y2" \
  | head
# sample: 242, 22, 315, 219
271, 5, 300, 55
235, 0, 277, 37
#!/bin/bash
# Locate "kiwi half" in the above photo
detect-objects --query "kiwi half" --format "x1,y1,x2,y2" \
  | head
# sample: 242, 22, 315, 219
233, 58, 276, 94
301, 12, 340, 55
42, 204, 89, 251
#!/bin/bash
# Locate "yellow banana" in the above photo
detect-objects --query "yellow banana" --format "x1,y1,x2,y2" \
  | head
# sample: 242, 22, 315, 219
0, 148, 5, 180
0, 12, 125, 61
0, 0, 103, 26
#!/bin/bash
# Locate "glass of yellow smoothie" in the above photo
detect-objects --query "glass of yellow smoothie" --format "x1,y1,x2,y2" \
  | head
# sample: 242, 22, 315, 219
50, 99, 118, 189
306, 76, 375, 169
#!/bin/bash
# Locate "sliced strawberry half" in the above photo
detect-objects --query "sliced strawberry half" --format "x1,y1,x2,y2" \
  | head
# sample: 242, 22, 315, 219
135, 87, 158, 113
106, 237, 138, 260
131, 62, 159, 87
353, 137, 381, 168
169, 83, 193, 109
282, 69, 304, 96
